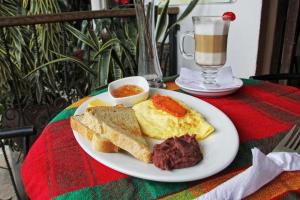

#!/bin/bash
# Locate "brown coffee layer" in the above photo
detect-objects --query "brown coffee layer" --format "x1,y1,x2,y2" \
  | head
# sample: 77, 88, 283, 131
195, 34, 228, 53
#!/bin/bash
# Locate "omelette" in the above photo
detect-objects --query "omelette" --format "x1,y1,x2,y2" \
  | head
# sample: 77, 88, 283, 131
132, 94, 214, 140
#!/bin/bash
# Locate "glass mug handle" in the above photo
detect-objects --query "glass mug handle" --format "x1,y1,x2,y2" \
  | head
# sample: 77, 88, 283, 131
179, 31, 194, 60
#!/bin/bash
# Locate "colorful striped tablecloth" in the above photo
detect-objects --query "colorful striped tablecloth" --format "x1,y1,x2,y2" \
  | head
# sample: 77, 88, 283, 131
21, 80, 300, 200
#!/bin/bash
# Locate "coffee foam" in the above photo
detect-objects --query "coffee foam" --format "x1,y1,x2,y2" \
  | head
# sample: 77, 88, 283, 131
194, 22, 229, 35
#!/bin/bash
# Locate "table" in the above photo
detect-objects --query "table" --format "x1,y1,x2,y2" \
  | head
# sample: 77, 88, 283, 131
21, 80, 300, 200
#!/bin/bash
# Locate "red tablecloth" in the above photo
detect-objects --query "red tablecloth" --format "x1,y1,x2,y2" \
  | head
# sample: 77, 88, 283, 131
21, 80, 300, 200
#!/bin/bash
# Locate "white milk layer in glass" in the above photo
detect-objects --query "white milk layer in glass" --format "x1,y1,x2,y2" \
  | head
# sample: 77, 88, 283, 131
195, 52, 226, 66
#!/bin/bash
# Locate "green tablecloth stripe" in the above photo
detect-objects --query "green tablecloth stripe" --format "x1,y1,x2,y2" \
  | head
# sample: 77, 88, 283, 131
53, 186, 100, 200
54, 177, 195, 200
242, 78, 260, 85
49, 108, 77, 124
132, 178, 194, 199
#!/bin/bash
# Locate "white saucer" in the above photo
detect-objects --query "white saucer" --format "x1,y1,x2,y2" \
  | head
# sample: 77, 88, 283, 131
175, 77, 243, 97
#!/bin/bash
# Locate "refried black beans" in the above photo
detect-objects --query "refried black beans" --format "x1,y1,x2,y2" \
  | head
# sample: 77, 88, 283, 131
152, 135, 203, 170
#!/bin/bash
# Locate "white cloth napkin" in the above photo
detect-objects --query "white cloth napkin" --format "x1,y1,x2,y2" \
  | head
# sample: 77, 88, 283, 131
197, 148, 300, 200
179, 67, 238, 90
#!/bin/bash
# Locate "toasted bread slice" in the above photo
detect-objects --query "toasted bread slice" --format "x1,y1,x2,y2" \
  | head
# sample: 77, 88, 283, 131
86, 107, 151, 163
70, 114, 119, 153
91, 133, 119, 152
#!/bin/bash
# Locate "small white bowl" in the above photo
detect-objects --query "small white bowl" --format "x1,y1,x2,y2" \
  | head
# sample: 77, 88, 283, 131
108, 76, 150, 107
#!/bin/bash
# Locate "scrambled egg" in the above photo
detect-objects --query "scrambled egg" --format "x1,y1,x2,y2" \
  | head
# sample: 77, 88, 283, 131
132, 97, 214, 140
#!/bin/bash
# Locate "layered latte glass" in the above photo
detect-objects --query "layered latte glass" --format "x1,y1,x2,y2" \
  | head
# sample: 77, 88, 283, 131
180, 16, 231, 85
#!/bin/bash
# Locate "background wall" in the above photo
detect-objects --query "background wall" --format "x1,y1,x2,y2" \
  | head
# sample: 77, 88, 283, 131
175, 0, 262, 78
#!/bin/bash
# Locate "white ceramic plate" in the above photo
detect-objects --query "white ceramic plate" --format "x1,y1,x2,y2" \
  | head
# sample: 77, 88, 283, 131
175, 77, 243, 97
72, 88, 239, 182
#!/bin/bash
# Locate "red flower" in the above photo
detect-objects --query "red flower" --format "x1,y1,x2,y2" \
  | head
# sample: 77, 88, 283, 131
121, 0, 129, 4
114, 0, 129, 5
73, 48, 84, 61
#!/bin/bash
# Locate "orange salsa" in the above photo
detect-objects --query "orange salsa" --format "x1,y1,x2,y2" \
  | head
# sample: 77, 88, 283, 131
152, 94, 187, 118
111, 84, 144, 98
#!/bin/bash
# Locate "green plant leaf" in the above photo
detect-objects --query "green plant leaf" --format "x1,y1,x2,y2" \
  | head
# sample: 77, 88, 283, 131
119, 42, 137, 73
65, 24, 98, 51
155, 0, 170, 41
23, 55, 96, 79
98, 49, 112, 87
93, 38, 119, 59
34, 72, 43, 103
87, 28, 100, 50
0, 103, 4, 114
111, 49, 126, 76
168, 0, 199, 31
78, 20, 89, 48
122, 48, 136, 76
